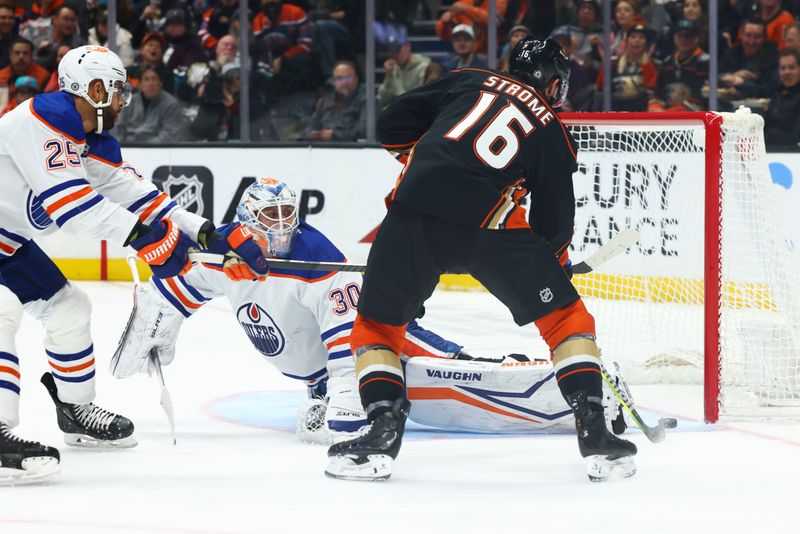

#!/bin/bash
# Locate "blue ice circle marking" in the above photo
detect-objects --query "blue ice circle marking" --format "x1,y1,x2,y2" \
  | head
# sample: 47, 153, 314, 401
768, 162, 792, 189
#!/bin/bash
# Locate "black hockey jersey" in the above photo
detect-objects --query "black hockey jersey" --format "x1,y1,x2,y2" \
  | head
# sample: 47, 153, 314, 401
377, 67, 579, 257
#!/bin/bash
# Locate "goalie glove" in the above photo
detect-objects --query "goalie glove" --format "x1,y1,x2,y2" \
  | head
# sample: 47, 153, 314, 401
199, 222, 270, 281
110, 283, 184, 378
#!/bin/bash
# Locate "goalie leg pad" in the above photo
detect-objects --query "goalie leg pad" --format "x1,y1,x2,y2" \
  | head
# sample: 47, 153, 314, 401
24, 284, 95, 404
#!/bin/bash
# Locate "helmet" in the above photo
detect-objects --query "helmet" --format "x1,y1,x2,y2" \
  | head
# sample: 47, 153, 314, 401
509, 37, 570, 108
58, 45, 132, 109
236, 178, 299, 258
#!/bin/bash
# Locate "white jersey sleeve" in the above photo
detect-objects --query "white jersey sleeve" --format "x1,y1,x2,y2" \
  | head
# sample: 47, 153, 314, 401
83, 132, 207, 241
149, 262, 227, 318
0, 94, 139, 244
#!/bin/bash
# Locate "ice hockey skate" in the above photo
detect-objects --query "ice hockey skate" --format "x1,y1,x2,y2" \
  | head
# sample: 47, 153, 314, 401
41, 372, 137, 448
0, 422, 60, 485
569, 391, 637, 482
325, 399, 410, 481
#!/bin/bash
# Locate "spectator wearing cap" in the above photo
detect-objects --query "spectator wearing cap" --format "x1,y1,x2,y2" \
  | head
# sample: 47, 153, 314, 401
304, 59, 365, 142
378, 35, 430, 109
719, 19, 778, 101
1, 74, 39, 116
116, 66, 188, 143
199, 0, 239, 52
21, 4, 81, 72
0, 38, 49, 95
550, 25, 595, 111
42, 43, 70, 92
88, 6, 134, 67
253, 0, 315, 96
596, 24, 658, 111
765, 48, 800, 147
435, 0, 507, 54
128, 32, 173, 94
651, 19, 708, 110
444, 24, 488, 71
499, 24, 531, 72
0, 3, 18, 71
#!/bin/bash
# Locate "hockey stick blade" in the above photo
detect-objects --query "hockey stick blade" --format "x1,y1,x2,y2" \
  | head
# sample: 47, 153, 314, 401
150, 348, 177, 446
601, 367, 677, 444
572, 228, 640, 275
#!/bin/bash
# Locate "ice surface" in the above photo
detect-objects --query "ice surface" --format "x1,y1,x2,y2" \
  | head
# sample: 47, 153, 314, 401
2, 282, 798, 534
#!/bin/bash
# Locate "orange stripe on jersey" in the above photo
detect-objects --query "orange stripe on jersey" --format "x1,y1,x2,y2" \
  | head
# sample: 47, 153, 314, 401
268, 270, 338, 284
87, 152, 122, 168
139, 192, 168, 222
28, 100, 84, 145
45, 186, 93, 215
0, 366, 20, 379
165, 278, 202, 309
407, 387, 543, 423
326, 337, 351, 350
49, 358, 95, 373
0, 242, 15, 254
201, 262, 224, 272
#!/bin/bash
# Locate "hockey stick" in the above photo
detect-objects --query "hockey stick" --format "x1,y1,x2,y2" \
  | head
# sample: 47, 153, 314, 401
187, 228, 641, 275
600, 362, 677, 444
124, 256, 177, 445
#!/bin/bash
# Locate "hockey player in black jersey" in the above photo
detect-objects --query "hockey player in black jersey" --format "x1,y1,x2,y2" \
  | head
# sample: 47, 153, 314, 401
326, 37, 637, 482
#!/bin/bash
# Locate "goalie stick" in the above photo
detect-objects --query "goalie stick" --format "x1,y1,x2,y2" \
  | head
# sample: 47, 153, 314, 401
119, 256, 177, 445
187, 228, 641, 275
601, 361, 678, 443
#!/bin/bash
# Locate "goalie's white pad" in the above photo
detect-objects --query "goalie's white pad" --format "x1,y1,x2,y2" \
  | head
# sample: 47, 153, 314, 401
110, 283, 184, 378
405, 357, 573, 432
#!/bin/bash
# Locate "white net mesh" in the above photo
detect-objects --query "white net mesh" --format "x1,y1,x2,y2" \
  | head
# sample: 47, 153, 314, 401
565, 110, 800, 419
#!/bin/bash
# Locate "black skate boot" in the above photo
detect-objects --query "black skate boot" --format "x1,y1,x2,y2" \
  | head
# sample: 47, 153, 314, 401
325, 398, 410, 481
569, 391, 637, 482
0, 422, 60, 485
41, 372, 137, 449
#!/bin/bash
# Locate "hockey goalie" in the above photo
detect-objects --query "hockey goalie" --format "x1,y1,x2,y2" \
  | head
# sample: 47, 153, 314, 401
111, 179, 631, 458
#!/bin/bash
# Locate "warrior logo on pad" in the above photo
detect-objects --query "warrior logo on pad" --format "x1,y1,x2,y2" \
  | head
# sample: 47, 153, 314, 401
237, 303, 285, 357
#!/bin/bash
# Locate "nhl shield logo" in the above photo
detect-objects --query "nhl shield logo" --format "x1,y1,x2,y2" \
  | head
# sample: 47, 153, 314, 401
539, 287, 553, 303
163, 174, 204, 215
236, 303, 285, 357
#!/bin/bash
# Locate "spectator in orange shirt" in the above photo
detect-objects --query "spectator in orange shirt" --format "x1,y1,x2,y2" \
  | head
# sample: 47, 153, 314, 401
0, 38, 49, 96
748, 0, 795, 49
0, 74, 39, 116
596, 24, 658, 111
435, 0, 507, 53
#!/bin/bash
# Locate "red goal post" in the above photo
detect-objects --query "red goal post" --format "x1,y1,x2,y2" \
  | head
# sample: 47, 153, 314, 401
559, 110, 800, 423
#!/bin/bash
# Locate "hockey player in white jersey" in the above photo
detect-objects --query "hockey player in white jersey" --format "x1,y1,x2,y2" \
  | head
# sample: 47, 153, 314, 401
110, 179, 630, 447
0, 46, 269, 484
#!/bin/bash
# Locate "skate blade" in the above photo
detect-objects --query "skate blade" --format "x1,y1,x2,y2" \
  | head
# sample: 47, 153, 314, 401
324, 454, 392, 481
586, 454, 636, 482
0, 457, 60, 486
65, 433, 138, 449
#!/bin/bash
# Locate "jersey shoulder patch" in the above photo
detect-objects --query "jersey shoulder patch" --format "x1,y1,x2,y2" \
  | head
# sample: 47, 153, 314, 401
85, 131, 123, 167
30, 92, 86, 144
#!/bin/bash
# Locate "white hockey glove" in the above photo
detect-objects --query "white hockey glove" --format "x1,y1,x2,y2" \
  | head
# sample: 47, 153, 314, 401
110, 283, 184, 378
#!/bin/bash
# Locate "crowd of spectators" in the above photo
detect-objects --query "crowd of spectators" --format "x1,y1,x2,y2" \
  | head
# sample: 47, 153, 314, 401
0, 1, 799, 148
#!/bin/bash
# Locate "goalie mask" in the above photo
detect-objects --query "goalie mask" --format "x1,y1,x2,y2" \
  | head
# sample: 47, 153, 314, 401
236, 178, 299, 258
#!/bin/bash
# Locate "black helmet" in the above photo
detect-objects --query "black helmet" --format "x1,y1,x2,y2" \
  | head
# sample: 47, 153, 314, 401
509, 37, 570, 107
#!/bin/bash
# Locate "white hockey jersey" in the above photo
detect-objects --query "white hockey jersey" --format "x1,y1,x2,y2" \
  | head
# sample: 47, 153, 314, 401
152, 222, 462, 387
0, 92, 204, 259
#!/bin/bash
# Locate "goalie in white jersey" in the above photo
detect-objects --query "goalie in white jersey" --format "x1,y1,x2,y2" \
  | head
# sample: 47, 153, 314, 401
0, 46, 269, 484
111, 178, 630, 445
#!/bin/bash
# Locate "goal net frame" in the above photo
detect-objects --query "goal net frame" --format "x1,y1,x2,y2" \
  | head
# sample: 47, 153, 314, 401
560, 110, 794, 424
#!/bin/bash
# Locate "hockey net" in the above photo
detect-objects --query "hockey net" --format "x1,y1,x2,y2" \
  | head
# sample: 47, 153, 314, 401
561, 110, 800, 422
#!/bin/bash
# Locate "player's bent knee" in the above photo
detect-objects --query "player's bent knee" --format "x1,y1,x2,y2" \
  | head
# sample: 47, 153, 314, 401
42, 284, 92, 338
0, 287, 23, 335
351, 314, 407, 355
534, 299, 596, 351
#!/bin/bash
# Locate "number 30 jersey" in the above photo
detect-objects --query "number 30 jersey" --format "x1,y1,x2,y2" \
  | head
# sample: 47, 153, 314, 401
378, 67, 579, 257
